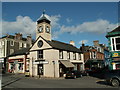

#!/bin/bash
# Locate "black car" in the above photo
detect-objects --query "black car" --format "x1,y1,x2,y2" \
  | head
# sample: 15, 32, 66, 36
65, 70, 82, 79
81, 70, 89, 76
105, 70, 120, 87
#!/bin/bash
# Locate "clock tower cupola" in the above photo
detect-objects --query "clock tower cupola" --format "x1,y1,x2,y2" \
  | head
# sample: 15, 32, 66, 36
36, 11, 51, 41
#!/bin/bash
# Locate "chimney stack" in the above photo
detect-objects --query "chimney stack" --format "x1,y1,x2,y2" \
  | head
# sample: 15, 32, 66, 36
82, 40, 85, 52
27, 35, 32, 46
93, 40, 99, 46
70, 40, 75, 46
15, 33, 22, 40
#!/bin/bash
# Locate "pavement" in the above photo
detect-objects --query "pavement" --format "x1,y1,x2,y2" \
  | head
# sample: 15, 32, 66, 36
2, 73, 21, 88
2, 73, 65, 88
1, 73, 119, 89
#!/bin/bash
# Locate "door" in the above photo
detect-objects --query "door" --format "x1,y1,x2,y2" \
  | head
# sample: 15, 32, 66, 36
38, 64, 43, 75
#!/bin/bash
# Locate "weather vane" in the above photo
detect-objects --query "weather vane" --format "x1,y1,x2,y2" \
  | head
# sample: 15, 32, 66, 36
43, 10, 45, 14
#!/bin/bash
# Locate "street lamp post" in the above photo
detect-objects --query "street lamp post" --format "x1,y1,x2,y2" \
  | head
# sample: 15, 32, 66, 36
52, 61, 55, 78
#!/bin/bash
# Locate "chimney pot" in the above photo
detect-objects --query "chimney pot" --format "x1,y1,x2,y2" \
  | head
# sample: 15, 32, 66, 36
70, 40, 75, 46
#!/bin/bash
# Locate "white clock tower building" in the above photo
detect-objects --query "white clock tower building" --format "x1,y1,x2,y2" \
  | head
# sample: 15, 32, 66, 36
36, 11, 51, 41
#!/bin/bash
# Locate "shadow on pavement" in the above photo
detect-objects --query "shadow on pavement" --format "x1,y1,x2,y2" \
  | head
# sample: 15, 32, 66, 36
96, 80, 108, 86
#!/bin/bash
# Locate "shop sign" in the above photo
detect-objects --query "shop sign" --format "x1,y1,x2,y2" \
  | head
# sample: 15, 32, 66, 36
33, 61, 48, 64
14, 60, 18, 64
112, 53, 119, 57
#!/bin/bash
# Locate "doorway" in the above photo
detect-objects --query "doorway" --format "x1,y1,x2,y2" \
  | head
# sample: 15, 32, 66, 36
37, 64, 43, 75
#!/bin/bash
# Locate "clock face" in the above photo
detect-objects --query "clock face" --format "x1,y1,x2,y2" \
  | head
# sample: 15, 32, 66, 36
37, 40, 43, 48
46, 26, 50, 33
38, 26, 43, 33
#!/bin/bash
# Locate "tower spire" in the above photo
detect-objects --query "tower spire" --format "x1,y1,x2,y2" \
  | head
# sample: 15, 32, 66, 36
43, 10, 45, 15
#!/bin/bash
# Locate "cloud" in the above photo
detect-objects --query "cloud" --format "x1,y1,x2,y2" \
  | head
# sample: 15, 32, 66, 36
1, 15, 61, 39
2, 16, 36, 36
79, 40, 88, 45
59, 19, 118, 35
1, 14, 118, 40
0, 21, 2, 37
66, 18, 72, 23
50, 15, 61, 29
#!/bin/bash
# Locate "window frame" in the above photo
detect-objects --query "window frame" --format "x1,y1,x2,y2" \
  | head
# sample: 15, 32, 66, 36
78, 53, 81, 60
111, 37, 120, 51
10, 49, 14, 55
38, 50, 43, 59
24, 43, 27, 48
67, 51, 70, 59
19, 42, 23, 48
73, 52, 76, 60
10, 40, 14, 46
59, 50, 63, 59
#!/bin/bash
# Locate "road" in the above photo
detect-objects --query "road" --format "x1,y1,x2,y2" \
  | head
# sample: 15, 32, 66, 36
1, 73, 119, 89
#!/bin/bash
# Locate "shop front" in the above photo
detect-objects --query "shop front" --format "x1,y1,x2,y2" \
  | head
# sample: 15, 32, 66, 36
8, 58, 24, 73
59, 60, 74, 77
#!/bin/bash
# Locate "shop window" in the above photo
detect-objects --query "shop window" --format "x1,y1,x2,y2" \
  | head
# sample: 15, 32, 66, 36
38, 50, 43, 59
59, 50, 63, 59
18, 63, 23, 70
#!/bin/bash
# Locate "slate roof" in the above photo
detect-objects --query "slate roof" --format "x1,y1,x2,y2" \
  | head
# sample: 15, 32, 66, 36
37, 14, 51, 24
1, 35, 27, 41
9, 48, 30, 57
110, 26, 120, 33
47, 40, 81, 53
106, 26, 120, 38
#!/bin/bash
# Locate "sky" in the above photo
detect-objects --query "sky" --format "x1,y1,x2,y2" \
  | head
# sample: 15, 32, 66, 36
1, 2, 119, 48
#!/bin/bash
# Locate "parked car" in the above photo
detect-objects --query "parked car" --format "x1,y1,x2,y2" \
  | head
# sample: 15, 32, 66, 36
81, 70, 89, 76
105, 70, 120, 87
65, 70, 82, 79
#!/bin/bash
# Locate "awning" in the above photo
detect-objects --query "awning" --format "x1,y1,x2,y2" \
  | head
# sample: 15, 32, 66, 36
60, 60, 74, 68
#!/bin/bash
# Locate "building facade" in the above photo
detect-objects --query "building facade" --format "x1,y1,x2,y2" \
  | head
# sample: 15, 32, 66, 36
0, 33, 32, 72
80, 41, 105, 70
106, 26, 120, 70
29, 12, 84, 78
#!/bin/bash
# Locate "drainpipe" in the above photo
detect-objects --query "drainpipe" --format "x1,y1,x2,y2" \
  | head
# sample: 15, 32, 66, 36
52, 61, 55, 78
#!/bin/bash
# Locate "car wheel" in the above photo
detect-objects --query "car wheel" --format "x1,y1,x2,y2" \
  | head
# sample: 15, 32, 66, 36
111, 79, 119, 87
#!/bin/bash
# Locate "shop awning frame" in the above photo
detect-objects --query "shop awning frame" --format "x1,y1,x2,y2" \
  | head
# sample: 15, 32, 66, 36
59, 60, 74, 68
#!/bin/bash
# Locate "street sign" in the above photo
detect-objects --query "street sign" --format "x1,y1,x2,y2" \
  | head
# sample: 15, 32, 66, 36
33, 61, 48, 64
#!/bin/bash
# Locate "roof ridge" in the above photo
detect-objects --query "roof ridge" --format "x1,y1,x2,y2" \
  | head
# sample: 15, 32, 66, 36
52, 40, 77, 48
